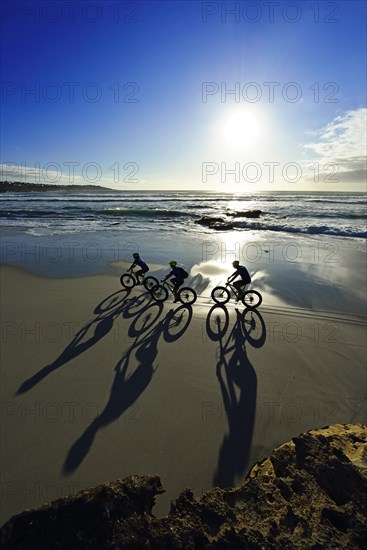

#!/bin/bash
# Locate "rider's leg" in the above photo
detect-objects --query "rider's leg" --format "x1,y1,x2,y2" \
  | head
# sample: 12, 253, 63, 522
238, 282, 248, 302
233, 281, 246, 301
233, 281, 241, 291
172, 278, 183, 301
233, 281, 241, 296
136, 269, 144, 284
139, 267, 149, 284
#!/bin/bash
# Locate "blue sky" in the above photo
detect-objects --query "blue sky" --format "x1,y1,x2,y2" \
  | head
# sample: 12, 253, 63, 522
1, 0, 366, 190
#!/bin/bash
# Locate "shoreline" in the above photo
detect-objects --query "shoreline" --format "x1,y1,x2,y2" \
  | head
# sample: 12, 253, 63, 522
1, 228, 365, 317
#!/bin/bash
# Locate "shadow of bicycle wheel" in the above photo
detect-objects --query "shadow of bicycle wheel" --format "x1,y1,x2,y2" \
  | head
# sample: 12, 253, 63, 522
206, 304, 230, 341
163, 304, 193, 342
241, 308, 266, 348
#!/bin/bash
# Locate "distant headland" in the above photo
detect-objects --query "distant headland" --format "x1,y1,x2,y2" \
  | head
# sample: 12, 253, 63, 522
0, 181, 115, 193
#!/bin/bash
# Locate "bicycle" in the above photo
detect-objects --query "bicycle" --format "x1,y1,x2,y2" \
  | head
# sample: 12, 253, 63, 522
211, 281, 262, 308
151, 279, 197, 305
120, 269, 159, 292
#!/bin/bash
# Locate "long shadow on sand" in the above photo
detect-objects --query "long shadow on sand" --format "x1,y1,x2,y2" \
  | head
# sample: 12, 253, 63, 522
206, 305, 266, 488
62, 301, 193, 474
15, 289, 154, 395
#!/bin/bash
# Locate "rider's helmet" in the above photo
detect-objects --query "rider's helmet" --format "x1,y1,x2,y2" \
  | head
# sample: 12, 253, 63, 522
133, 252, 140, 258
232, 260, 240, 267
169, 260, 177, 267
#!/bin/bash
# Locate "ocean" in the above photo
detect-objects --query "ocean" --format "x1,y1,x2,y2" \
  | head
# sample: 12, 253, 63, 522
1, 190, 366, 238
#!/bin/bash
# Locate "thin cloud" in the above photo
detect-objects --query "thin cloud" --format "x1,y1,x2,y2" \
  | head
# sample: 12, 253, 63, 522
302, 108, 367, 185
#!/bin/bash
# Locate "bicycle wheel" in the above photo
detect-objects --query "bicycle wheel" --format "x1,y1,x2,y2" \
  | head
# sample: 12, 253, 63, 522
211, 286, 230, 304
120, 273, 136, 288
143, 276, 159, 291
242, 290, 262, 308
151, 285, 169, 302
178, 287, 197, 305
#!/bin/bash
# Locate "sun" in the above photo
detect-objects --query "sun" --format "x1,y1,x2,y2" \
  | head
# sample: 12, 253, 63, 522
221, 108, 261, 150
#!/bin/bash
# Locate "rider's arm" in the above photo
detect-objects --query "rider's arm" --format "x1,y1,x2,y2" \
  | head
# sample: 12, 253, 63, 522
227, 270, 237, 282
163, 269, 173, 281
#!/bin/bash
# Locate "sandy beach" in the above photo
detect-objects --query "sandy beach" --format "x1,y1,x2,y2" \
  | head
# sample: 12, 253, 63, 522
1, 234, 366, 525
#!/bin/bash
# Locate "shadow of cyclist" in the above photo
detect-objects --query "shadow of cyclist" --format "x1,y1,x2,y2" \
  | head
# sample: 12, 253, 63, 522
61, 342, 159, 474
206, 306, 266, 488
62, 302, 193, 474
15, 289, 137, 395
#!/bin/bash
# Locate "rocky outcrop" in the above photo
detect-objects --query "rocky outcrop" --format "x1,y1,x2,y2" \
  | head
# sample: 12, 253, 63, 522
197, 216, 227, 227
197, 210, 262, 230
196, 216, 234, 230
210, 222, 234, 230
232, 209, 262, 218
1, 424, 366, 549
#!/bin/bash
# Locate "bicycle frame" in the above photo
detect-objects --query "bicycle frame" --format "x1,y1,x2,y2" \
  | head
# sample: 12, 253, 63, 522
120, 270, 158, 292
211, 280, 262, 308
129, 269, 144, 282
161, 279, 176, 295
151, 278, 197, 305
225, 281, 246, 299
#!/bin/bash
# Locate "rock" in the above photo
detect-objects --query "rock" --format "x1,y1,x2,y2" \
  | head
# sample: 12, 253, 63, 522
0, 475, 165, 550
196, 217, 234, 230
1, 424, 366, 549
196, 216, 226, 227
196, 212, 262, 231
232, 210, 262, 218
211, 222, 234, 230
